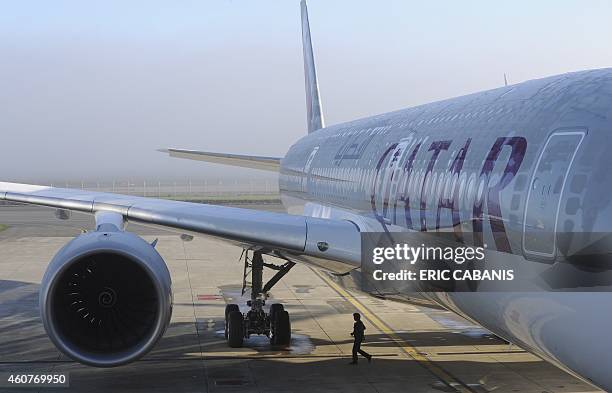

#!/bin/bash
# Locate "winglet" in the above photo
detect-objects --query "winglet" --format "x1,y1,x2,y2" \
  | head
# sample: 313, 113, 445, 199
301, 0, 325, 133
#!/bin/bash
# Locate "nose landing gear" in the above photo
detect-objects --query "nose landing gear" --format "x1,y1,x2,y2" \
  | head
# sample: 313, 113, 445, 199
224, 250, 294, 348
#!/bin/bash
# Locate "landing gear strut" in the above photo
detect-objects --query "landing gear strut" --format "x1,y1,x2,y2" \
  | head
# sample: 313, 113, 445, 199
225, 250, 295, 348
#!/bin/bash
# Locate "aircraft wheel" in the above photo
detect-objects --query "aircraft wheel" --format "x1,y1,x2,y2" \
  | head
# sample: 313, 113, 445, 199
227, 311, 244, 348
269, 303, 284, 322
273, 310, 291, 346
224, 304, 239, 339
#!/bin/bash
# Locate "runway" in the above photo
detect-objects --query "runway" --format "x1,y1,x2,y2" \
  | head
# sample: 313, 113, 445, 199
0, 206, 601, 393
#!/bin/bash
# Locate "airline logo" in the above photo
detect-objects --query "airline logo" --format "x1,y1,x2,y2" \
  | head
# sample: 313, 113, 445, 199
371, 136, 527, 253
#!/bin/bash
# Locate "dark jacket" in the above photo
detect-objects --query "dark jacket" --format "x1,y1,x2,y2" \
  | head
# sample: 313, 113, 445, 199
352, 320, 366, 341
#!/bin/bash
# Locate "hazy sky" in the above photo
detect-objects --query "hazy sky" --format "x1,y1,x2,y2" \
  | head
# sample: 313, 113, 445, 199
2, 0, 612, 181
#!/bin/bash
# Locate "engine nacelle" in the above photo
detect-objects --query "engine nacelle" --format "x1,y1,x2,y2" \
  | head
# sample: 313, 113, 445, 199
39, 229, 172, 367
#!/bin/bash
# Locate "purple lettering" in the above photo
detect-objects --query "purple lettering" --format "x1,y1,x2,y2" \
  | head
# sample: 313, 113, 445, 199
370, 143, 398, 225
398, 143, 421, 229
472, 137, 527, 251
436, 138, 471, 238
420, 141, 451, 231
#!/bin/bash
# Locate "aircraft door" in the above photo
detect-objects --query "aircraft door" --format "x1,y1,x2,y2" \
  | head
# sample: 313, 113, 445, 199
522, 129, 585, 259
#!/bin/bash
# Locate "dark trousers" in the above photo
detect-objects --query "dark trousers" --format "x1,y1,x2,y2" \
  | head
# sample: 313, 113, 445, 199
352, 338, 370, 362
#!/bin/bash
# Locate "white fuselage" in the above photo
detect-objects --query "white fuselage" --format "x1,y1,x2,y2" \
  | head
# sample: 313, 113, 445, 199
279, 68, 612, 390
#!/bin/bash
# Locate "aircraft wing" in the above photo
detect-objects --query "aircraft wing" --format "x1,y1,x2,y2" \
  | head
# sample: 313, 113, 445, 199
0, 182, 361, 269
159, 148, 281, 172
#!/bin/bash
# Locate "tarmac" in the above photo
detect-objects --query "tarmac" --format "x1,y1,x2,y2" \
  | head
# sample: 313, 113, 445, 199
0, 205, 602, 393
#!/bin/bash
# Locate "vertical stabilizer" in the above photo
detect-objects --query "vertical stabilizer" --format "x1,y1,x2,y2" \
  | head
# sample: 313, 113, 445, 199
301, 0, 325, 133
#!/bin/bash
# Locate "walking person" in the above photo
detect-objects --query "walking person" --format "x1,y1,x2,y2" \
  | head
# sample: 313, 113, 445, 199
349, 313, 372, 364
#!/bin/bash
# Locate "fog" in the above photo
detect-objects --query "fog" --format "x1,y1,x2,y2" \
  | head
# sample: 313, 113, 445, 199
1, 0, 611, 182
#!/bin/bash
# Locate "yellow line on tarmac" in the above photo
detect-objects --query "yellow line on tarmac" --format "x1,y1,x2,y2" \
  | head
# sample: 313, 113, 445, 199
313, 269, 476, 393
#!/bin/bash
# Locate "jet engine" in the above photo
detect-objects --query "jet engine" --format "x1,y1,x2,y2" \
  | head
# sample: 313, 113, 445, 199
39, 228, 172, 367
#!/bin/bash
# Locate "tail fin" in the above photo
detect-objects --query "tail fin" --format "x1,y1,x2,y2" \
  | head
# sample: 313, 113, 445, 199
301, 0, 325, 133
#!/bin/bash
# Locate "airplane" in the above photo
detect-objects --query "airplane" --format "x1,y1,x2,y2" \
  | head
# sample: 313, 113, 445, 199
2, 0, 612, 390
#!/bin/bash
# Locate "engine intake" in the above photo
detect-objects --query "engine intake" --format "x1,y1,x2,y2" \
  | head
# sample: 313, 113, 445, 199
40, 230, 172, 367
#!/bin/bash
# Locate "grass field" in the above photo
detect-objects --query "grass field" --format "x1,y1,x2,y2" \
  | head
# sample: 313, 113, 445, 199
0, 224, 8, 232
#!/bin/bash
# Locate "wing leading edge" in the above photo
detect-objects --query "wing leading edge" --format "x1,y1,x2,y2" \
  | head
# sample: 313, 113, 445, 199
0, 182, 360, 270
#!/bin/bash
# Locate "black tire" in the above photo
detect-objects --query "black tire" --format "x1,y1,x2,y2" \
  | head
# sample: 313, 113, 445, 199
269, 303, 284, 322
269, 304, 284, 345
224, 304, 239, 339
227, 311, 244, 348
274, 310, 291, 346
